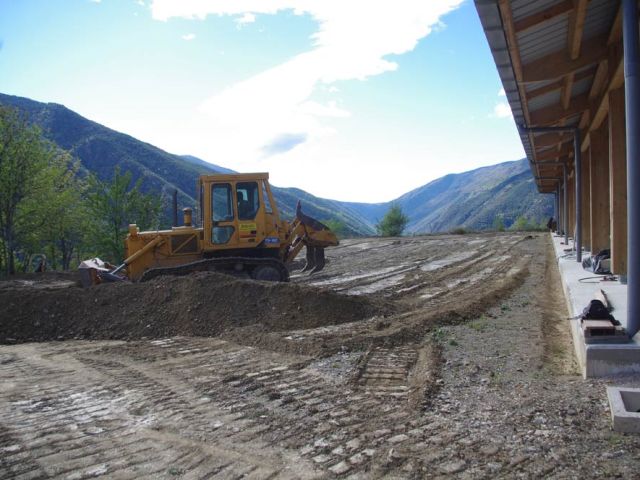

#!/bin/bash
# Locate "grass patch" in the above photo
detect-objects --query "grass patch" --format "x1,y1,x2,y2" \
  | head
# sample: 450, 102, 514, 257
468, 315, 489, 332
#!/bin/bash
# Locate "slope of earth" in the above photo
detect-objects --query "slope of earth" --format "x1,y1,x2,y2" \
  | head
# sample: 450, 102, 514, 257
0, 93, 374, 236
2, 234, 639, 479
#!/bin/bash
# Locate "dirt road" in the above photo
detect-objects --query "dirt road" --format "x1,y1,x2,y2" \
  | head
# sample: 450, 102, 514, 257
1, 233, 639, 479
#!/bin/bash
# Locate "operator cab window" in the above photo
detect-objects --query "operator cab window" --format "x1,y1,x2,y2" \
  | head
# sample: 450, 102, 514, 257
212, 183, 234, 244
236, 182, 259, 220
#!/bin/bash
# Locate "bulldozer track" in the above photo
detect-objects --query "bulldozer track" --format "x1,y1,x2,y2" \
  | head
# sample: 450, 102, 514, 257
0, 233, 545, 478
0, 337, 438, 479
140, 257, 290, 283
355, 346, 418, 399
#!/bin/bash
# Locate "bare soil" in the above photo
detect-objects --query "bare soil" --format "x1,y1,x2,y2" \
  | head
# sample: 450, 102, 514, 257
1, 232, 639, 479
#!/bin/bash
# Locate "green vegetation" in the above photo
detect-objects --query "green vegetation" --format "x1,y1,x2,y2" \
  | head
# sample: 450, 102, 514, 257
509, 215, 547, 232
87, 168, 161, 263
322, 218, 348, 239
0, 106, 87, 274
376, 203, 409, 237
493, 215, 505, 232
0, 105, 161, 275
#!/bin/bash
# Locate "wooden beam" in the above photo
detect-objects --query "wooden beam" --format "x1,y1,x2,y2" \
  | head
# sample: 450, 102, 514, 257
522, 34, 609, 83
561, 74, 575, 110
533, 132, 572, 147
608, 5, 623, 45
581, 51, 624, 150
514, 0, 574, 33
535, 145, 574, 162
581, 146, 591, 251
568, 0, 589, 60
497, 0, 537, 176
589, 60, 610, 100
589, 122, 610, 253
527, 68, 596, 99
561, 1, 589, 113
608, 87, 627, 274
530, 93, 590, 125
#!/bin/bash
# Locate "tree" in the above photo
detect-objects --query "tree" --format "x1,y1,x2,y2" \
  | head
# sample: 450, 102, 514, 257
0, 107, 57, 274
493, 215, 505, 232
19, 154, 90, 270
376, 204, 409, 237
87, 168, 162, 263
323, 218, 347, 239
511, 215, 530, 231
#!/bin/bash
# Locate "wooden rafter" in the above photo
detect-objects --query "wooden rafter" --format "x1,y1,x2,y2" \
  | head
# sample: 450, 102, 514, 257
527, 67, 595, 99
514, 0, 574, 33
533, 132, 573, 147
522, 34, 609, 83
536, 145, 575, 162
497, 0, 537, 176
530, 92, 590, 125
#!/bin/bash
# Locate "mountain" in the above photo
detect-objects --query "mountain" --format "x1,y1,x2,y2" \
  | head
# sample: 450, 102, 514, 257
180, 155, 236, 174
0, 93, 552, 236
0, 93, 375, 236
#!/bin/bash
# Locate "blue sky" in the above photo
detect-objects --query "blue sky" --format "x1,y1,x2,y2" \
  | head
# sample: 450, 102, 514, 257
0, 0, 524, 202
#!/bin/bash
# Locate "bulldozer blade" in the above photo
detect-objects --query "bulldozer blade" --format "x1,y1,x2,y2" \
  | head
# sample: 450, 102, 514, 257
310, 247, 326, 274
301, 246, 317, 272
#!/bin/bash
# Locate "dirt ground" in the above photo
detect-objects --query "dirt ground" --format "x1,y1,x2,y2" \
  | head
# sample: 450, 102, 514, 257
1, 232, 640, 479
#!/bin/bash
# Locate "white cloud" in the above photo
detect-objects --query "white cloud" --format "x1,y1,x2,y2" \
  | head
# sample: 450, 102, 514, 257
498, 87, 506, 97
90, 0, 102, 3
493, 101, 512, 119
149, 0, 464, 162
181, 33, 196, 41
236, 12, 256, 27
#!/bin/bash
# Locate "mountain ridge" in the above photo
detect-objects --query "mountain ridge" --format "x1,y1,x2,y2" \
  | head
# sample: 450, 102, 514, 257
0, 92, 552, 235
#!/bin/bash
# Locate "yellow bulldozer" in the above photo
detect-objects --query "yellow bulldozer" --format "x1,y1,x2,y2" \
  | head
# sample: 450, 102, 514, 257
80, 172, 338, 285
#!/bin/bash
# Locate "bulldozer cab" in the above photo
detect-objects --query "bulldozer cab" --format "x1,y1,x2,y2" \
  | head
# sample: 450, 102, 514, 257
199, 173, 281, 252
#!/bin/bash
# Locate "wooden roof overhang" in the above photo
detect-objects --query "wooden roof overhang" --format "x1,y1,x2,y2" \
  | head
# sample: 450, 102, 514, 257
475, 0, 621, 193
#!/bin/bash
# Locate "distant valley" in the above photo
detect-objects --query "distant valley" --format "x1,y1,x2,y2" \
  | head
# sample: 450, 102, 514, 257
0, 93, 552, 236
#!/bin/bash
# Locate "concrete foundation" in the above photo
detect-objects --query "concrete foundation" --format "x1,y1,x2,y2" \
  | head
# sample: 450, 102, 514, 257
551, 233, 640, 378
607, 386, 640, 433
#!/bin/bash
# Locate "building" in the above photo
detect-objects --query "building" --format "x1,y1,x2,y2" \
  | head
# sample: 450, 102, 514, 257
475, 0, 639, 376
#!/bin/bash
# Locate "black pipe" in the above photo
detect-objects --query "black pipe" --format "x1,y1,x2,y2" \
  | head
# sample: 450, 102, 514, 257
623, 0, 640, 338
172, 189, 178, 227
563, 164, 568, 245
553, 188, 560, 233
574, 130, 582, 262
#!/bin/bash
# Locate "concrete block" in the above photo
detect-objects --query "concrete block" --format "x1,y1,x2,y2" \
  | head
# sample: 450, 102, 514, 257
607, 386, 640, 433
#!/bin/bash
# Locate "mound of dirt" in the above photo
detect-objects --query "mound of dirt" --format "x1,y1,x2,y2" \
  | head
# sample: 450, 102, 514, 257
0, 272, 390, 344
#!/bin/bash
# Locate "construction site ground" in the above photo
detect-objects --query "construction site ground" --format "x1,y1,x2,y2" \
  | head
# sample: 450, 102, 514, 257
1, 232, 640, 479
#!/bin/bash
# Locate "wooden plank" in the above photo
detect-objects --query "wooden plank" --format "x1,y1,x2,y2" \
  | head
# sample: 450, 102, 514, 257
522, 35, 609, 83
536, 145, 574, 162
561, 74, 574, 110
533, 132, 572, 147
582, 146, 591, 252
568, 169, 575, 239
514, 0, 574, 33
589, 122, 610, 253
580, 52, 624, 150
608, 6, 623, 45
527, 67, 595, 99
608, 87, 627, 275
530, 93, 590, 125
568, 0, 589, 60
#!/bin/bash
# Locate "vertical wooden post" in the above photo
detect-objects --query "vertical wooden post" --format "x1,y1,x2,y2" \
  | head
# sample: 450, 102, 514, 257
582, 148, 592, 252
590, 122, 611, 253
609, 87, 628, 275
568, 168, 576, 240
